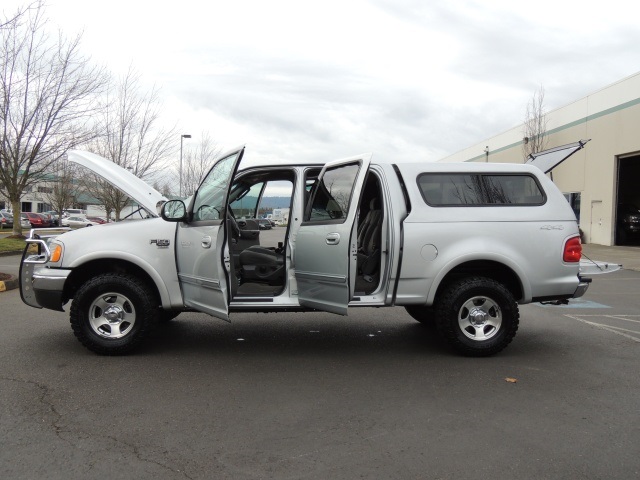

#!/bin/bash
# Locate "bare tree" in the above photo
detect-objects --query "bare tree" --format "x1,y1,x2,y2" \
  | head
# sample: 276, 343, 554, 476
42, 158, 80, 222
153, 180, 173, 198
522, 86, 548, 160
79, 174, 122, 220
0, 1, 37, 30
181, 133, 222, 197
0, 0, 106, 235
85, 67, 177, 220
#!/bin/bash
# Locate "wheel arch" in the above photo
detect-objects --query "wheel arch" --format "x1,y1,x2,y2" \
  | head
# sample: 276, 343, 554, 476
64, 258, 167, 308
428, 258, 528, 304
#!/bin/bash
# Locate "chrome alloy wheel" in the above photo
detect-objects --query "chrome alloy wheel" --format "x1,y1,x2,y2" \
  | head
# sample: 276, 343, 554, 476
88, 292, 136, 339
458, 295, 502, 341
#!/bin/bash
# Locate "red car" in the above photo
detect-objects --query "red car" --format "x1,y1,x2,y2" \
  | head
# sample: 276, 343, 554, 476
21, 212, 51, 228
86, 216, 107, 224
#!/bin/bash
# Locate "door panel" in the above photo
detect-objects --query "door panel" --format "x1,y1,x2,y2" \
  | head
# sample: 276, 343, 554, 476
176, 147, 244, 320
177, 225, 229, 319
295, 154, 372, 314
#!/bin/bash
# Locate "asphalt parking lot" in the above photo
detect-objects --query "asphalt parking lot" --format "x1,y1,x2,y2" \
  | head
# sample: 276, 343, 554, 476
1, 251, 639, 479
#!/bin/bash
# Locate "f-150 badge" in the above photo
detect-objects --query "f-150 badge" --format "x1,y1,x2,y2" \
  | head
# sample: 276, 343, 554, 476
150, 239, 170, 248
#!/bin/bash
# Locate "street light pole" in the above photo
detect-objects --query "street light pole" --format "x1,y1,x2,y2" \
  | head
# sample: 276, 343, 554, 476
179, 134, 191, 197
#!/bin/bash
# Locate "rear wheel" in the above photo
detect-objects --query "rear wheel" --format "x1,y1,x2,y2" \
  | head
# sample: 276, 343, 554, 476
70, 273, 158, 355
434, 277, 519, 356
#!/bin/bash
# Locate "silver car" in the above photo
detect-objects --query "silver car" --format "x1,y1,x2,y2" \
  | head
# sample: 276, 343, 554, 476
61, 216, 99, 228
21, 145, 604, 357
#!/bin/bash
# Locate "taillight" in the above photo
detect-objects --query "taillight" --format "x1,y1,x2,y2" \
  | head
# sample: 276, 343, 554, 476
563, 236, 582, 263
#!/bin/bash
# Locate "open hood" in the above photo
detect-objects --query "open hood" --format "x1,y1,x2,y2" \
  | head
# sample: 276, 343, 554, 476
68, 150, 167, 217
526, 140, 590, 174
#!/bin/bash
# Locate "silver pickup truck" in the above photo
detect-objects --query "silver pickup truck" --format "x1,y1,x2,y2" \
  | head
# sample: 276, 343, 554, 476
21, 146, 593, 356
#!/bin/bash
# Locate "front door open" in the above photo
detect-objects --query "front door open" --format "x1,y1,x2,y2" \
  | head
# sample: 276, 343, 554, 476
175, 147, 245, 320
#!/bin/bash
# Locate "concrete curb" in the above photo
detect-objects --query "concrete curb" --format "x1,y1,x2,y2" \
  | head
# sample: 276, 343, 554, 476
0, 273, 18, 292
0, 250, 23, 257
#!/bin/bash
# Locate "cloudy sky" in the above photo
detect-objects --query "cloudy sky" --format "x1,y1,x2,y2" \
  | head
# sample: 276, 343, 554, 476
5, 0, 640, 168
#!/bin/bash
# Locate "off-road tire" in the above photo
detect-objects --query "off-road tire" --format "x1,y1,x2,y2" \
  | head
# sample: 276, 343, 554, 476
434, 277, 519, 357
70, 273, 158, 355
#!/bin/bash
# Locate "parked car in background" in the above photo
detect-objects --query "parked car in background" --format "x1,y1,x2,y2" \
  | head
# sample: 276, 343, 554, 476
257, 218, 272, 230
13, 214, 32, 229
40, 212, 55, 226
43, 211, 61, 226
617, 203, 640, 244
86, 216, 107, 224
0, 212, 13, 229
63, 209, 87, 218
61, 216, 99, 228
21, 212, 51, 228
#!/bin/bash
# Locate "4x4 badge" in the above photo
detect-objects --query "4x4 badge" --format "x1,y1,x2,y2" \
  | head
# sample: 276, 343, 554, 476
150, 239, 170, 247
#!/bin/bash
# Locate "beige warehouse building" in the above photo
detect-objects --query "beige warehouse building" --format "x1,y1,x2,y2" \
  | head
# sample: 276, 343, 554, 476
440, 72, 640, 247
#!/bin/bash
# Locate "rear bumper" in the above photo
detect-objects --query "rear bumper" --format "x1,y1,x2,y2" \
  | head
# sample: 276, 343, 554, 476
573, 276, 592, 299
531, 275, 591, 304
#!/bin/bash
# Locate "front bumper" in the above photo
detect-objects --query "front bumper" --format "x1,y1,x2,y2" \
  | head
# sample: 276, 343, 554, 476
20, 227, 72, 311
20, 261, 70, 311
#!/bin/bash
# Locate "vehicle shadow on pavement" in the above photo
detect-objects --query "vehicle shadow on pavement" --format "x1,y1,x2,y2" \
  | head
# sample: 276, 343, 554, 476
139, 312, 452, 358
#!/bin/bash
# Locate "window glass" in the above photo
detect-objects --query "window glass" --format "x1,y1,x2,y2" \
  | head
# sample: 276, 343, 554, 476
229, 182, 263, 219
418, 174, 484, 205
418, 173, 545, 206
307, 163, 360, 222
192, 153, 238, 221
482, 175, 545, 204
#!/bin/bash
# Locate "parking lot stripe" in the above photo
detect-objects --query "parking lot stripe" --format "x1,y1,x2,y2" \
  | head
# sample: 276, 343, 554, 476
601, 314, 640, 324
565, 314, 640, 343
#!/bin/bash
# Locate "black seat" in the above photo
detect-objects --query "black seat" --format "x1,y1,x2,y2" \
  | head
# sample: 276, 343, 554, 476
357, 198, 377, 247
357, 198, 382, 279
239, 246, 285, 285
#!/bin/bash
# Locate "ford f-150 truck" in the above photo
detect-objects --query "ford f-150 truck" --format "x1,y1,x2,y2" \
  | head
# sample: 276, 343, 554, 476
21, 145, 594, 356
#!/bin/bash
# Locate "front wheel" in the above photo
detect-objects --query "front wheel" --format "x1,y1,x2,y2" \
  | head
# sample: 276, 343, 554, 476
70, 273, 159, 355
434, 277, 519, 357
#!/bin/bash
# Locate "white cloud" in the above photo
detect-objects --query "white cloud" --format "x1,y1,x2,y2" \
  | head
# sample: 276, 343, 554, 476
4, 0, 640, 170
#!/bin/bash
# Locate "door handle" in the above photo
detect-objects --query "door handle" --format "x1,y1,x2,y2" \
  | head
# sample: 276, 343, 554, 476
201, 236, 212, 248
326, 233, 340, 245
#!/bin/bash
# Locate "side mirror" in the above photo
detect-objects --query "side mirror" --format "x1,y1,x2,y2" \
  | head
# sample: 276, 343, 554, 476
161, 199, 187, 222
